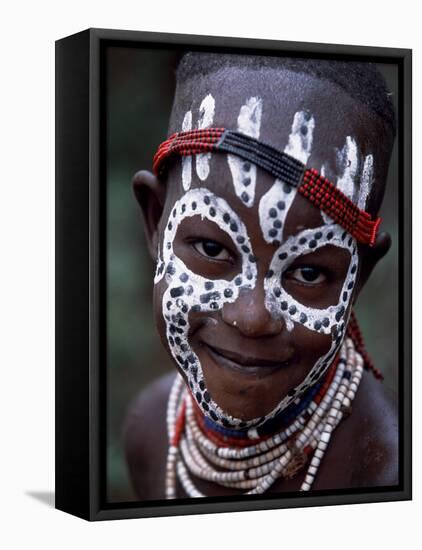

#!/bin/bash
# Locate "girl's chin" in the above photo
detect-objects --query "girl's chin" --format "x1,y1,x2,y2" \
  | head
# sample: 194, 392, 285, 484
192, 345, 307, 422
198, 368, 293, 423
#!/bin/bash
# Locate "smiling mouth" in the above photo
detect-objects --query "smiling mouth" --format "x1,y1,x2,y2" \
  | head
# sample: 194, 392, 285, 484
202, 342, 293, 378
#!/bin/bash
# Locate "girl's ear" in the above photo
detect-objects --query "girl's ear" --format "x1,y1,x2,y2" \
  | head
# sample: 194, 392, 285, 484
353, 231, 392, 301
132, 170, 167, 260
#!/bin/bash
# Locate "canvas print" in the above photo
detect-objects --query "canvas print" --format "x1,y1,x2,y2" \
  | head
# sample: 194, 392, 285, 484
105, 46, 399, 503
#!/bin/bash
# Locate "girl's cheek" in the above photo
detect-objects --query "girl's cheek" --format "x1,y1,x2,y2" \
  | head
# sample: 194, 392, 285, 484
296, 324, 332, 362
153, 279, 170, 349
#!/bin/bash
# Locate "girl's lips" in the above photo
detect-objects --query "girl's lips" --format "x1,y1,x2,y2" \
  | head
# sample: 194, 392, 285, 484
203, 342, 293, 378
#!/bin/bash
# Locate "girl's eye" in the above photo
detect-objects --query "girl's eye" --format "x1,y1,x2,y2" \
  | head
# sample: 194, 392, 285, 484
286, 266, 326, 285
193, 239, 231, 261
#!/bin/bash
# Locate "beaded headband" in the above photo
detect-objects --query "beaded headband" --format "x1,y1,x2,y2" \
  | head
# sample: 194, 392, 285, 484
153, 128, 381, 247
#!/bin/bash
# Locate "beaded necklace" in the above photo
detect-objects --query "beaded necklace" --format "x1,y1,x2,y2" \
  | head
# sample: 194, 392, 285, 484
165, 336, 364, 498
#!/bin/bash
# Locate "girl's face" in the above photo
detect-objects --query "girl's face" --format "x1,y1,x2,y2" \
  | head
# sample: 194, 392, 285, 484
154, 168, 355, 427
147, 71, 389, 430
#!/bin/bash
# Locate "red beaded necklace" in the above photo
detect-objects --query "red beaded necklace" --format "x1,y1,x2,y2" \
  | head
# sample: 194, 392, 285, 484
166, 335, 368, 497
170, 310, 379, 458
190, 358, 339, 449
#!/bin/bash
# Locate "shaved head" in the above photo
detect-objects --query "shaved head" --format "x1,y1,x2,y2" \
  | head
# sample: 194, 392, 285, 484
168, 53, 396, 216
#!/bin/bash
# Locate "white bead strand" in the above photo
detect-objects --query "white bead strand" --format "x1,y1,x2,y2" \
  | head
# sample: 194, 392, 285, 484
165, 338, 365, 498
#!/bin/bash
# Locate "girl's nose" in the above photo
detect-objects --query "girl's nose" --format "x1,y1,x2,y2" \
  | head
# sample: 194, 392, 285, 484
221, 283, 284, 338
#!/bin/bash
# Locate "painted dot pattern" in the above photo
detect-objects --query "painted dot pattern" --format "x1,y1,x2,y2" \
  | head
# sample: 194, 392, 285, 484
156, 188, 358, 431
155, 188, 260, 429
259, 179, 297, 245
227, 96, 262, 208
264, 224, 358, 337
153, 102, 372, 431
257, 223, 358, 417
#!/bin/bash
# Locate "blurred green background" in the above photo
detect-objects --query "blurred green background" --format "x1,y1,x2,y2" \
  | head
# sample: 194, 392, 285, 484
105, 46, 399, 502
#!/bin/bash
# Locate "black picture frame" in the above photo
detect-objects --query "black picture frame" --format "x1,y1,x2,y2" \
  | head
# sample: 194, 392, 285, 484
55, 27, 412, 521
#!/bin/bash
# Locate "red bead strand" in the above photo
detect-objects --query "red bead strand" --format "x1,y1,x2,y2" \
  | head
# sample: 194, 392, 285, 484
346, 311, 383, 380
152, 129, 382, 247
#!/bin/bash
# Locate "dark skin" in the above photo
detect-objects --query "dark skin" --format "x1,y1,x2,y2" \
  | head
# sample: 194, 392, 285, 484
124, 68, 398, 500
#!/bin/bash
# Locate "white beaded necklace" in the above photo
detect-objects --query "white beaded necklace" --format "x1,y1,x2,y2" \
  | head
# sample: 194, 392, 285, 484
165, 337, 363, 498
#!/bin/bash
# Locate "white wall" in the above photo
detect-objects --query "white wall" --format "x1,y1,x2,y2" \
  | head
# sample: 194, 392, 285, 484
0, 1, 419, 548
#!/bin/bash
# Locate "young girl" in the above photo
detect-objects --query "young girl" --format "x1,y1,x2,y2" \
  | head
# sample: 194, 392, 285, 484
124, 53, 398, 500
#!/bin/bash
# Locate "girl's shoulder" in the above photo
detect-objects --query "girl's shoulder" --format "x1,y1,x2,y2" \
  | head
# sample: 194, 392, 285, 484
311, 369, 399, 491
123, 370, 177, 501
339, 369, 399, 488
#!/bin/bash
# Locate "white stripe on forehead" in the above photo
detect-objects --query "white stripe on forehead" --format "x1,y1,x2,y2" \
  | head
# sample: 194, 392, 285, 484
258, 112, 377, 241
196, 94, 215, 181
181, 110, 192, 191
284, 110, 315, 164
259, 179, 296, 245
358, 154, 374, 210
238, 96, 262, 136
259, 111, 316, 246
336, 136, 359, 201
227, 97, 262, 208
335, 138, 374, 211
320, 164, 333, 224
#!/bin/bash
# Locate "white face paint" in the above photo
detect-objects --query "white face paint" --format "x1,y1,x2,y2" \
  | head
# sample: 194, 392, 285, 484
179, 94, 215, 188
227, 97, 262, 208
262, 220, 358, 336
156, 185, 356, 430
155, 187, 259, 428
319, 164, 334, 225
258, 179, 294, 246
284, 110, 315, 164
181, 111, 192, 191
257, 110, 316, 242
336, 136, 359, 201
156, 101, 373, 430
317, 139, 373, 223
196, 94, 215, 181
254, 109, 364, 404
358, 153, 374, 210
